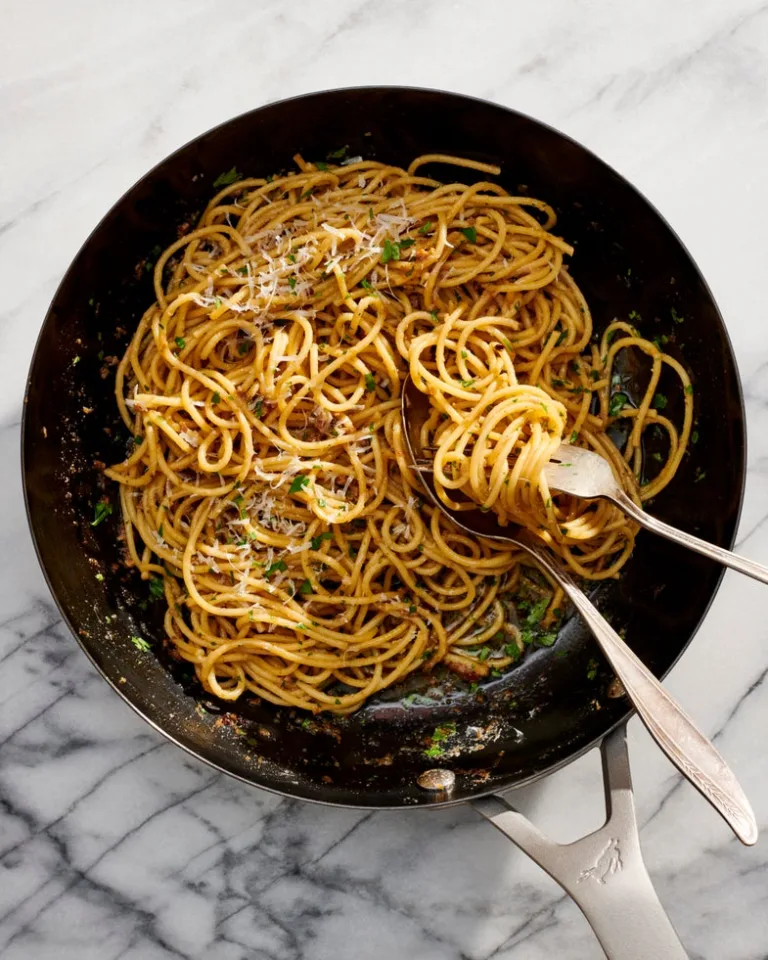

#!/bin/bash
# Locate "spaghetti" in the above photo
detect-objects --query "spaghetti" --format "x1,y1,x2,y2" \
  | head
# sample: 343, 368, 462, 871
105, 153, 691, 714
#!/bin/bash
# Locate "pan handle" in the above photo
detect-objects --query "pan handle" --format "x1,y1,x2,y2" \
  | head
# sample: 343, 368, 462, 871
472, 726, 688, 960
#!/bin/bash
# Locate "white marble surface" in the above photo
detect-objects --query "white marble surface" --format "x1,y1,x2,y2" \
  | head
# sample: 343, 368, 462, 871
2, 1, 768, 957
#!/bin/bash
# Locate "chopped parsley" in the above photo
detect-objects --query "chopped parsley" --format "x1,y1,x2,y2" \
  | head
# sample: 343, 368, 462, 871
131, 635, 151, 652
174, 336, 186, 350
459, 379, 475, 389
608, 392, 628, 417
524, 597, 549, 627
314, 161, 329, 171
149, 577, 164, 600
586, 658, 599, 680
289, 475, 310, 494
381, 238, 402, 263
653, 393, 668, 410
327, 145, 348, 159
364, 373, 377, 392
361, 278, 377, 295
685, 384, 694, 395
536, 632, 557, 647
253, 399, 264, 419
671, 307, 684, 324
418, 221, 434, 234
424, 721, 457, 756
264, 560, 287, 578
694, 467, 706, 483
91, 502, 113, 527
299, 579, 313, 595
310, 531, 333, 550
287, 277, 297, 291
212, 392, 221, 404
213, 167, 241, 188
460, 226, 477, 243
691, 429, 699, 444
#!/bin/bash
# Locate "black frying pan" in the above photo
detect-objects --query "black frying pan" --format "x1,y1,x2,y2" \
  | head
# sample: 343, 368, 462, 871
22, 88, 745, 957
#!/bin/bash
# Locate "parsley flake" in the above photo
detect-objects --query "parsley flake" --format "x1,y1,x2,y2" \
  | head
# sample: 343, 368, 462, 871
310, 531, 333, 550
609, 392, 628, 417
91, 502, 113, 526
381, 238, 401, 263
289, 475, 310, 494
213, 167, 241, 188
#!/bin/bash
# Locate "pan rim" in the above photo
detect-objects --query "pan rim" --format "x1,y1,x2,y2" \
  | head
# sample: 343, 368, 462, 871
20, 84, 747, 809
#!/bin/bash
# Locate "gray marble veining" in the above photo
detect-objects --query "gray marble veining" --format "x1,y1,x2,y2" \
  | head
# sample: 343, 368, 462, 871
2, 1, 767, 957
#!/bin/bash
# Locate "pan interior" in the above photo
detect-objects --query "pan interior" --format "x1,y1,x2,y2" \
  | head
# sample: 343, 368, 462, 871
22, 87, 744, 807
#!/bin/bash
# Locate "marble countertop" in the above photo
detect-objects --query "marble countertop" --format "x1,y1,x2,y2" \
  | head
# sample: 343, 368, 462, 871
2, 1, 768, 957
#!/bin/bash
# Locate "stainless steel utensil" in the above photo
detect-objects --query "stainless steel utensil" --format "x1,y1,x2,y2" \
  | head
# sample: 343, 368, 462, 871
401, 374, 757, 846
543, 443, 768, 585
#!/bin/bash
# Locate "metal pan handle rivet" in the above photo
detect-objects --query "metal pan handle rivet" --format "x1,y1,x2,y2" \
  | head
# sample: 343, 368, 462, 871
417, 768, 456, 792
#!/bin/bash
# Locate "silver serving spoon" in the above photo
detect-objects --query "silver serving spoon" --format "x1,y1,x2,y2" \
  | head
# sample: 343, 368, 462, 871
544, 444, 768, 585
401, 374, 757, 846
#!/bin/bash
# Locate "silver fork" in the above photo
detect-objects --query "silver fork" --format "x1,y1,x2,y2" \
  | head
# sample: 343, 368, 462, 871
545, 444, 768, 585
402, 375, 757, 845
